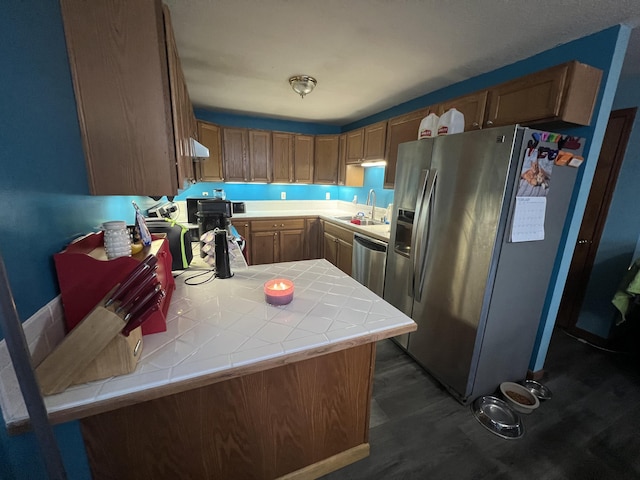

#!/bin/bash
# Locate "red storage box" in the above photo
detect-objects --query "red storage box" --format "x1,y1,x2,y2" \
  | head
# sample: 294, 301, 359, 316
54, 232, 175, 335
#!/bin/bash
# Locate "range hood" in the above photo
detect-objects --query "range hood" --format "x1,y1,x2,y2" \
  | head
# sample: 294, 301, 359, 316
190, 137, 210, 161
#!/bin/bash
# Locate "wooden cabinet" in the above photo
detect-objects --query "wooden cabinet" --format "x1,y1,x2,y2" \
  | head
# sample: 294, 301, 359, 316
164, 5, 195, 188
313, 135, 339, 184
231, 220, 251, 265
249, 218, 306, 265
222, 128, 248, 182
383, 108, 430, 188
222, 128, 271, 182
248, 130, 272, 182
304, 218, 322, 260
363, 121, 387, 160
485, 61, 602, 128
346, 129, 364, 164
438, 91, 488, 131
59, 0, 193, 196
322, 221, 354, 276
293, 135, 314, 183
272, 132, 294, 183
195, 121, 223, 182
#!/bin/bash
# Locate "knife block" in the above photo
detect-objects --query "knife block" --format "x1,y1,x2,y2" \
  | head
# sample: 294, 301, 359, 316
54, 233, 175, 335
35, 290, 144, 396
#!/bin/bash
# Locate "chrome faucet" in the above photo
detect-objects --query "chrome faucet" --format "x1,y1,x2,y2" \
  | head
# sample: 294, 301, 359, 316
366, 189, 376, 221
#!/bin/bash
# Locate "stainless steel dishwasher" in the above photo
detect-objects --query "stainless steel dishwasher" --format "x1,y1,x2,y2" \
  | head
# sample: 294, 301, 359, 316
352, 233, 388, 297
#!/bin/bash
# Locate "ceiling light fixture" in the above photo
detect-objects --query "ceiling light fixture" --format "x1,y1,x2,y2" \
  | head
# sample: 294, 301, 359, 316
289, 75, 317, 99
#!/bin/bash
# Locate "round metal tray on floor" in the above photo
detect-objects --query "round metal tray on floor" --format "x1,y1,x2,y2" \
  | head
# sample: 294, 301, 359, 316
471, 395, 524, 439
521, 380, 552, 401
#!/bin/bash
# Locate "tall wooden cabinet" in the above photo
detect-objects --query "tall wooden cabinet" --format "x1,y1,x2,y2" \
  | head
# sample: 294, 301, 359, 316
59, 0, 194, 196
313, 135, 340, 184
272, 133, 294, 183
293, 135, 314, 183
222, 128, 248, 182
195, 121, 223, 182
248, 130, 272, 182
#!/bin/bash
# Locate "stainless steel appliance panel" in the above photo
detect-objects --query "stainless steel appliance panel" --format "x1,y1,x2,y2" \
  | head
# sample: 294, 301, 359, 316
407, 127, 521, 397
384, 140, 434, 319
352, 234, 388, 297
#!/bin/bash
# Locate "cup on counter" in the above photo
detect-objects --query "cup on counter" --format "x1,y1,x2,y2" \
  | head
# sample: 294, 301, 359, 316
102, 221, 132, 259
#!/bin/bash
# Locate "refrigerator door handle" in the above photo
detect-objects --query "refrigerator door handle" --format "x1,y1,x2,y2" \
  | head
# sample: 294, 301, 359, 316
408, 168, 430, 299
413, 169, 438, 303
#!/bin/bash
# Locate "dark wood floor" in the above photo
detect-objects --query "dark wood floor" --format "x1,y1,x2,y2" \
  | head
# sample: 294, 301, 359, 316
322, 328, 640, 480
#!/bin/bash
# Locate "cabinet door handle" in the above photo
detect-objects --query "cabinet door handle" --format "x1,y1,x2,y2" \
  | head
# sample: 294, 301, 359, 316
472, 122, 479, 128
280, 224, 285, 227
486, 120, 494, 126
274, 232, 278, 236
273, 224, 278, 228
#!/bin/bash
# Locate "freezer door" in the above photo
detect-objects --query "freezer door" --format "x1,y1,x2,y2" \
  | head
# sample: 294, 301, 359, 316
384, 140, 433, 319
407, 126, 521, 400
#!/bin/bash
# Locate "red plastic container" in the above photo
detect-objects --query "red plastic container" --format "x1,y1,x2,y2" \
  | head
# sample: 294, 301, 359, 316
54, 232, 175, 335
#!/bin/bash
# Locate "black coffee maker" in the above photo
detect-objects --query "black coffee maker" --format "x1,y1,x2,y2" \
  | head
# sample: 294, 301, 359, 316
196, 199, 233, 279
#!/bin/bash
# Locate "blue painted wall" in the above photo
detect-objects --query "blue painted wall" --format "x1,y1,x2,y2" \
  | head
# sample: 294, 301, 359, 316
0, 1, 153, 478
576, 74, 640, 337
0, 0, 630, 476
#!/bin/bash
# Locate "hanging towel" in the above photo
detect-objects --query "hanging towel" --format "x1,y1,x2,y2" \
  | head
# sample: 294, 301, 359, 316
612, 258, 640, 324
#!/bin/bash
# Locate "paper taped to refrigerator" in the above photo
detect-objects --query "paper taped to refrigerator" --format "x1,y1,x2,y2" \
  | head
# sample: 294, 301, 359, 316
510, 196, 546, 242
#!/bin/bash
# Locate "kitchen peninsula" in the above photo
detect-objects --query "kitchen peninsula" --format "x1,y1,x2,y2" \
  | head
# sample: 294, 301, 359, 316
0, 259, 415, 479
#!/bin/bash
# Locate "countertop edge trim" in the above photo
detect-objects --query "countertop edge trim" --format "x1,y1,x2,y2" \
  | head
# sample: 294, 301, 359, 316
7, 322, 415, 435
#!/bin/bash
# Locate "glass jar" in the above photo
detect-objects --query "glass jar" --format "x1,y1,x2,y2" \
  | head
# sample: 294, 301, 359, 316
213, 189, 226, 200
102, 221, 132, 259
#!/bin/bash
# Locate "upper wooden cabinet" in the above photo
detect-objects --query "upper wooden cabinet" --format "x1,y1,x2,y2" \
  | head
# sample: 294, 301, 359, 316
346, 129, 364, 164
437, 91, 488, 131
363, 121, 387, 160
59, 0, 192, 196
314, 135, 340, 184
383, 108, 430, 188
222, 128, 271, 182
272, 132, 294, 183
293, 135, 314, 184
248, 130, 272, 182
485, 61, 602, 128
222, 128, 248, 182
195, 121, 223, 182
164, 5, 195, 188
338, 134, 347, 185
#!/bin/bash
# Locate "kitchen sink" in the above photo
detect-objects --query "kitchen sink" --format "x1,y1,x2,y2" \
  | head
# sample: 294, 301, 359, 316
334, 216, 385, 226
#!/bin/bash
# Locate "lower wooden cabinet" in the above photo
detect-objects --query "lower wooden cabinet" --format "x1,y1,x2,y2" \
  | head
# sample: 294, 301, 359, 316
249, 218, 306, 265
304, 218, 322, 260
231, 220, 251, 265
323, 221, 354, 276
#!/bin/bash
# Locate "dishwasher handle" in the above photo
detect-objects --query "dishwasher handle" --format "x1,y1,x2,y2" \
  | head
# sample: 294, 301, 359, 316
353, 235, 388, 252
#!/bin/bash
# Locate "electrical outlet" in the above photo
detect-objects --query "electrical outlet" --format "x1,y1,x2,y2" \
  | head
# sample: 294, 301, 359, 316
281, 192, 286, 200
202, 191, 209, 196
325, 192, 330, 200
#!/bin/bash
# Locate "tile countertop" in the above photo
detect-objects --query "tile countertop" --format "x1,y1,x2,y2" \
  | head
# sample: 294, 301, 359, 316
1, 259, 415, 433
177, 200, 392, 243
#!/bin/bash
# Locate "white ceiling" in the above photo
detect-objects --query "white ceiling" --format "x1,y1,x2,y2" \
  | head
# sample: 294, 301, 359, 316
165, 0, 640, 126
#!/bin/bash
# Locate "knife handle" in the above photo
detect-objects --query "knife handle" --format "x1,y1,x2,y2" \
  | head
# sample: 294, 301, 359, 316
114, 271, 157, 315
124, 284, 162, 322
105, 254, 158, 307
122, 289, 164, 336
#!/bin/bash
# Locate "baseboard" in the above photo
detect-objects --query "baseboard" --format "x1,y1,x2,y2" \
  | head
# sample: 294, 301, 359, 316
276, 443, 370, 480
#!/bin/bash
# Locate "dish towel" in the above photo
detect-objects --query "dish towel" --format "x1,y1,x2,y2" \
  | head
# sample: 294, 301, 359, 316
611, 258, 640, 324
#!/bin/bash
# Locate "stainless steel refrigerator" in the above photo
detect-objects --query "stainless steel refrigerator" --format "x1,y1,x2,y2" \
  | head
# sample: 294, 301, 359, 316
384, 125, 584, 404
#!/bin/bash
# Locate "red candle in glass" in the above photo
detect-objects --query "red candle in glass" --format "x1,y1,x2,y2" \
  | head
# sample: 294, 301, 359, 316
264, 279, 294, 305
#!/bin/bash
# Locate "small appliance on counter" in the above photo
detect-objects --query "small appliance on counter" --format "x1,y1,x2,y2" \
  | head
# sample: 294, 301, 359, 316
196, 199, 233, 278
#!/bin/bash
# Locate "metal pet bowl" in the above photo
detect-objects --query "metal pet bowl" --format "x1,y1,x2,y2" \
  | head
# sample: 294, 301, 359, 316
471, 395, 524, 439
521, 380, 552, 401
